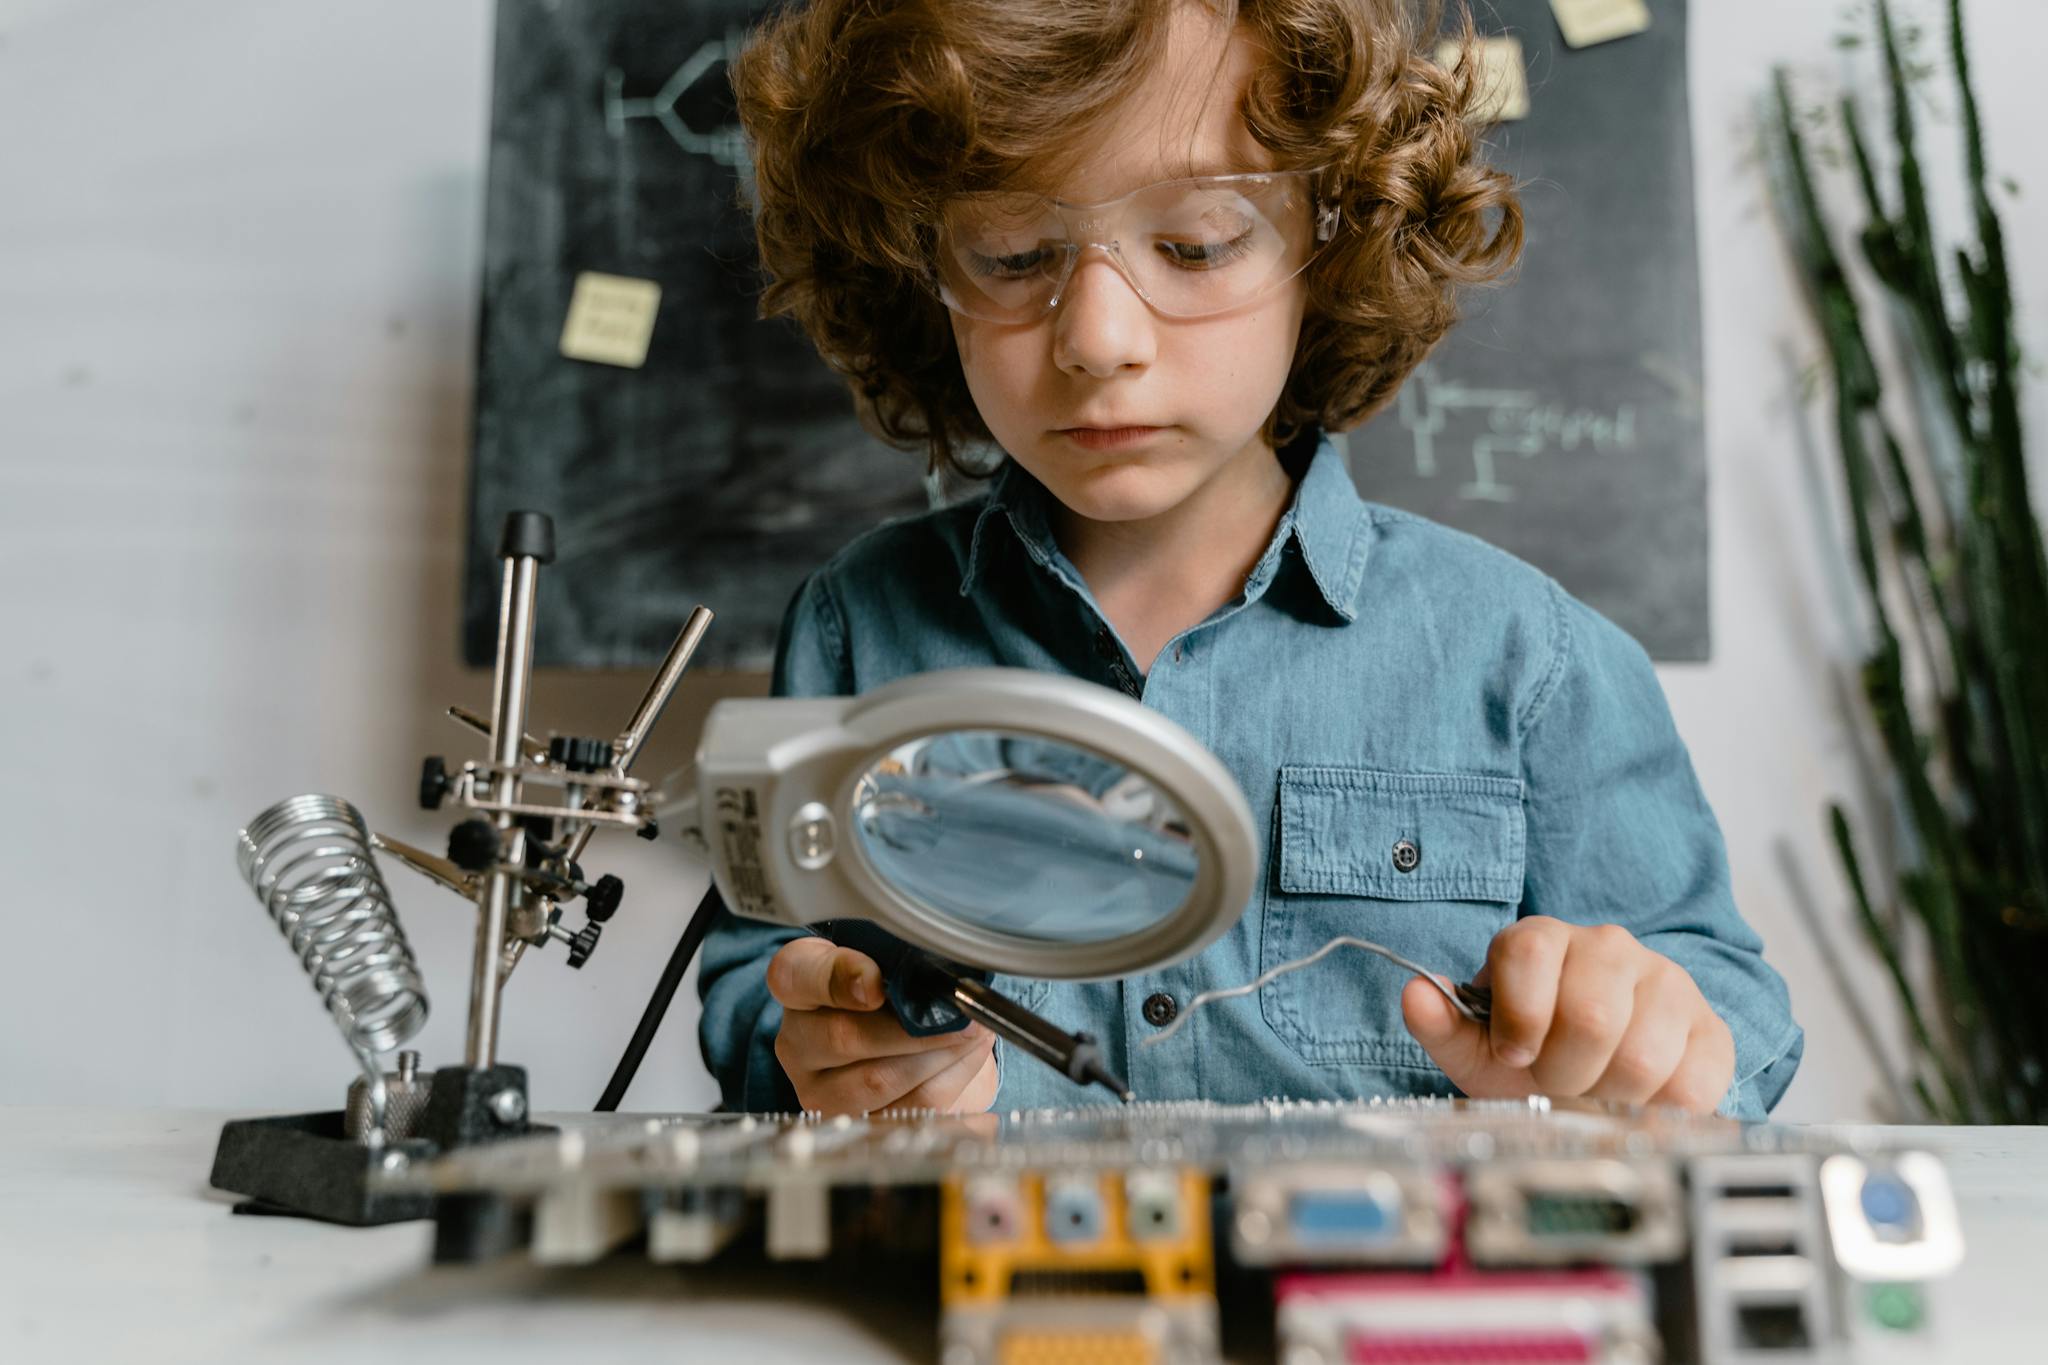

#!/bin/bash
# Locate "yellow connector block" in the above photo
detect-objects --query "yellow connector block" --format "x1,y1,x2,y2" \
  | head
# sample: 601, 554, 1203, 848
996, 1329, 1159, 1365
941, 1169, 1213, 1307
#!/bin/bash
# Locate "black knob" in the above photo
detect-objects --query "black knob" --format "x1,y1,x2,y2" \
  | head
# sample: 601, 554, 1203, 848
497, 510, 556, 564
448, 818, 500, 872
636, 817, 659, 842
547, 735, 615, 773
418, 756, 449, 811
567, 920, 603, 969
585, 874, 625, 923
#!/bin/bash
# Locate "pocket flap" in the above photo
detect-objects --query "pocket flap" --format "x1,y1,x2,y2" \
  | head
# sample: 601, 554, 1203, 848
1277, 766, 1525, 902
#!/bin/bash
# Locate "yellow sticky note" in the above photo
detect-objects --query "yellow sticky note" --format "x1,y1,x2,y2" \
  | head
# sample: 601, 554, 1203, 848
1438, 35, 1530, 123
559, 271, 663, 368
1550, 0, 1652, 48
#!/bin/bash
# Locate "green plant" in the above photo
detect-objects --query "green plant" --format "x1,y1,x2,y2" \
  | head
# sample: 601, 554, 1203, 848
1769, 0, 2048, 1123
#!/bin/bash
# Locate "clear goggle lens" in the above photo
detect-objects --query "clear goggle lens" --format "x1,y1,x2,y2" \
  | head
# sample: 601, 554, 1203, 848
931, 171, 1329, 323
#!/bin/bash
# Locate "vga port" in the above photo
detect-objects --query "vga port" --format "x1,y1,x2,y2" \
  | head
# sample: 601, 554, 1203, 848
1230, 1165, 1445, 1266
1287, 1186, 1399, 1246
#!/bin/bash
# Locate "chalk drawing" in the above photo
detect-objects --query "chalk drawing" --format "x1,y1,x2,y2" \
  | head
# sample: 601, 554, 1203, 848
1391, 362, 1638, 501
603, 33, 750, 171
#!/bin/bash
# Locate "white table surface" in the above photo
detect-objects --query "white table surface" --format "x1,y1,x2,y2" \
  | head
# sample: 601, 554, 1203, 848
2, 1108, 2042, 1364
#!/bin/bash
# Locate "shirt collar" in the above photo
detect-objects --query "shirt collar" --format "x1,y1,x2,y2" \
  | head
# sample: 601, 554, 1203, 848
1277, 429, 1372, 620
961, 457, 1060, 593
959, 430, 1370, 621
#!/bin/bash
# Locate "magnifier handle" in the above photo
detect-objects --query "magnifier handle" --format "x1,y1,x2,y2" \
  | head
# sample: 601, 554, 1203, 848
812, 920, 980, 1037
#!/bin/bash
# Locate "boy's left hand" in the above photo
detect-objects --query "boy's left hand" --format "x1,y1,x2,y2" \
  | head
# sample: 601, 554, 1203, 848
1400, 916, 1735, 1116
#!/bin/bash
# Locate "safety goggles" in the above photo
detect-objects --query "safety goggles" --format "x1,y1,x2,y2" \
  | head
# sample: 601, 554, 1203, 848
928, 168, 1336, 324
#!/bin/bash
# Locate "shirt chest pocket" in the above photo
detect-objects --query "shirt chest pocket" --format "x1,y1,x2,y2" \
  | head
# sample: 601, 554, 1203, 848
1259, 765, 1525, 1074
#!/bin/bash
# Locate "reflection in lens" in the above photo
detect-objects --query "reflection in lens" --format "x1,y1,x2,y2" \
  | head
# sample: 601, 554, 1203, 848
850, 730, 1199, 943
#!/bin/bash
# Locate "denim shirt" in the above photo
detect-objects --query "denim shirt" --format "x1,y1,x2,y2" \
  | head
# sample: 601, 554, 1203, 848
697, 431, 1805, 1119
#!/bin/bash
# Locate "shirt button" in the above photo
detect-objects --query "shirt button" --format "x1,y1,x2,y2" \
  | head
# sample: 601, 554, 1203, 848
1392, 838, 1421, 874
1142, 992, 1178, 1027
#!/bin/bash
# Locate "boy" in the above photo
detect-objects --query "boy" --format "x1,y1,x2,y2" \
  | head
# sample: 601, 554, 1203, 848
697, 0, 1803, 1119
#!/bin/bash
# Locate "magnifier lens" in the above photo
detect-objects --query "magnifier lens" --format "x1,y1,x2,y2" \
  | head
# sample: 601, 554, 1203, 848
850, 729, 1199, 944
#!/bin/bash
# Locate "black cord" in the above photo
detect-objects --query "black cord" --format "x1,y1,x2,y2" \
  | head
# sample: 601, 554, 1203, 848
594, 884, 722, 1112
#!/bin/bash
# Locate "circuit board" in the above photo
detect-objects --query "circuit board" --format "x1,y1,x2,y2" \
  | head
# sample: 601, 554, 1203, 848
379, 1097, 1963, 1364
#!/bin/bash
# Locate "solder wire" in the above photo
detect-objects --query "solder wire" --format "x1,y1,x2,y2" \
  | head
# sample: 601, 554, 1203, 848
1139, 934, 1490, 1048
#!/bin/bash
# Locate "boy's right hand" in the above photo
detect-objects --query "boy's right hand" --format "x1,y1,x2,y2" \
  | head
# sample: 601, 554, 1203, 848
768, 937, 999, 1115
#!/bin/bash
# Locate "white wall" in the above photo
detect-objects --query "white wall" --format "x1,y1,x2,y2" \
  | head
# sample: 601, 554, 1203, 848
1677, 0, 2048, 1121
3, 0, 2041, 1120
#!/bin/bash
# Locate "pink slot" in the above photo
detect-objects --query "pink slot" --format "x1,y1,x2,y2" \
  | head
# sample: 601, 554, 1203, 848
1346, 1333, 1596, 1363
1276, 1267, 1637, 1299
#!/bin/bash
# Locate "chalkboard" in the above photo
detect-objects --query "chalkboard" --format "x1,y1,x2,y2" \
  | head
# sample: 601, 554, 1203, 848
464, 0, 931, 669
467, 0, 1707, 667
1343, 0, 1707, 660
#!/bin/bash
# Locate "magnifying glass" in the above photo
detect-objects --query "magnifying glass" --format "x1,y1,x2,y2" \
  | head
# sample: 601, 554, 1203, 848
658, 668, 1260, 1102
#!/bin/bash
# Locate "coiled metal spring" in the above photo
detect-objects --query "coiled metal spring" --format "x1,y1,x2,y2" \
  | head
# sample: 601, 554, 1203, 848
236, 794, 430, 1143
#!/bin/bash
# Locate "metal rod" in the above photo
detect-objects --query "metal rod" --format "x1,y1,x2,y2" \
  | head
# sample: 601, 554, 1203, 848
615, 606, 713, 771
470, 891, 520, 1068
459, 796, 644, 826
563, 606, 713, 867
468, 553, 540, 1068
448, 704, 548, 765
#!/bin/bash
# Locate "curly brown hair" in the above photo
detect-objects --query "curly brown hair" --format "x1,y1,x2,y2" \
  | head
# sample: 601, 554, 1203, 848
731, 0, 1523, 478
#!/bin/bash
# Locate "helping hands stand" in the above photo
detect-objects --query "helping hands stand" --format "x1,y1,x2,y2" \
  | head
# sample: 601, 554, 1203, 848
209, 511, 710, 1228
